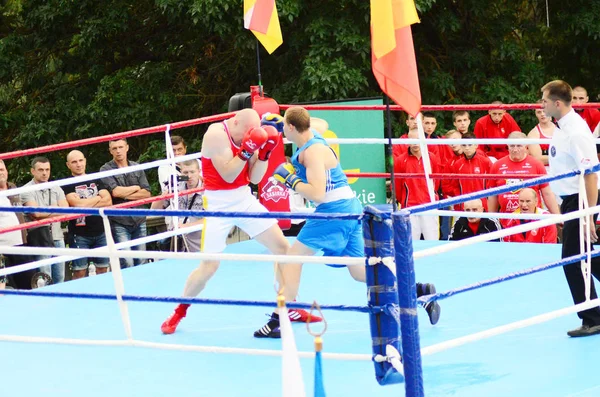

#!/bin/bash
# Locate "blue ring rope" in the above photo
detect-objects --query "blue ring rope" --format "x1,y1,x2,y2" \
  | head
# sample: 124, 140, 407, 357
0, 289, 370, 313
418, 249, 600, 304
408, 164, 600, 215
0, 207, 361, 221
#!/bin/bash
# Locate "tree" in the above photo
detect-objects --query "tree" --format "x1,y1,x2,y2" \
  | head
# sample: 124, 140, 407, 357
0, 0, 598, 186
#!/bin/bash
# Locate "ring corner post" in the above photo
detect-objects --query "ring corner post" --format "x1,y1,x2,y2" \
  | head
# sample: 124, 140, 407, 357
392, 210, 424, 397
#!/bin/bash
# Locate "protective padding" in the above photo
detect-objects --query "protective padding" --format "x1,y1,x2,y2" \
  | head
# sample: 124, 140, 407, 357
362, 204, 404, 385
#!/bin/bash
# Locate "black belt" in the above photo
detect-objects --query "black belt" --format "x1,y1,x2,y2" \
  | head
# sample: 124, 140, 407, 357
560, 194, 578, 200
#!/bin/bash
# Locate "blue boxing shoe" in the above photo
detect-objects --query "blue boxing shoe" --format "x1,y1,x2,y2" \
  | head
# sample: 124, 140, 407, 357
418, 283, 441, 325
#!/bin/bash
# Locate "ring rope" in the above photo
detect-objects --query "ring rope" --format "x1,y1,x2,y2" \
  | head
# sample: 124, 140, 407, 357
344, 172, 545, 179
0, 152, 203, 199
3, 299, 598, 361
420, 299, 600, 356
0, 222, 204, 277
0, 206, 362, 221
0, 186, 204, 235
285, 138, 600, 145
1, 102, 596, 161
414, 204, 600, 260
0, 289, 371, 313
408, 166, 597, 215
0, 246, 368, 277
0, 112, 234, 161
279, 103, 600, 112
417, 249, 600, 305
422, 209, 555, 220
0, 335, 373, 361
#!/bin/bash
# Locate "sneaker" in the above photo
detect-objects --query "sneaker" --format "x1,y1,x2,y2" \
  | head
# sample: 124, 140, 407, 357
420, 283, 436, 296
254, 315, 281, 338
424, 301, 441, 325
567, 324, 600, 337
161, 311, 184, 335
288, 308, 323, 323
419, 283, 441, 325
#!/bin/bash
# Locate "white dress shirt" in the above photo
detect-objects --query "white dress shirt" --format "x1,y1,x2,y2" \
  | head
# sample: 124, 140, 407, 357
548, 109, 599, 196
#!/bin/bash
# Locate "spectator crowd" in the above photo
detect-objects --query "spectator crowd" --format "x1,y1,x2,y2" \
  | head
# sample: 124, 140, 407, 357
0, 135, 202, 289
392, 85, 600, 243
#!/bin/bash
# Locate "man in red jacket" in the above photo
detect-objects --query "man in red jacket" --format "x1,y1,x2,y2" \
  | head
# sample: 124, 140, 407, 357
394, 129, 441, 240
473, 101, 521, 160
447, 132, 493, 210
503, 188, 557, 243
487, 132, 559, 224
392, 113, 441, 160
572, 86, 600, 132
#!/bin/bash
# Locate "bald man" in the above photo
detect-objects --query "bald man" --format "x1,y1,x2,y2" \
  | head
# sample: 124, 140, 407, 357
161, 108, 292, 335
448, 198, 501, 241
503, 188, 557, 244
63, 150, 113, 279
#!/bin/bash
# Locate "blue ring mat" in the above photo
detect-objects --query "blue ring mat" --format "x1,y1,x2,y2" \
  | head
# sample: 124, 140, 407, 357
1, 239, 599, 397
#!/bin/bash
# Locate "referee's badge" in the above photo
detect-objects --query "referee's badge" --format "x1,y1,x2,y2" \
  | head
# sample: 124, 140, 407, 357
550, 146, 556, 157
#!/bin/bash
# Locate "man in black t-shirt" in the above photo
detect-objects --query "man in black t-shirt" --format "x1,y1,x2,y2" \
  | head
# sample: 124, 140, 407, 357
64, 150, 113, 279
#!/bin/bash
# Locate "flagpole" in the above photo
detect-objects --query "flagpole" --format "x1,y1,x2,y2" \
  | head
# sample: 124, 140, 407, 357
255, 39, 263, 96
385, 95, 398, 212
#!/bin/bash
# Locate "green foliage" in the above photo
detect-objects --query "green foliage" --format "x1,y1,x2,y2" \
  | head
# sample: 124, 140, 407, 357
0, 0, 599, 188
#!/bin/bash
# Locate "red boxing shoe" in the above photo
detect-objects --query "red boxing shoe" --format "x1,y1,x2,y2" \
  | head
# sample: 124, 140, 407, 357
288, 308, 323, 323
161, 311, 185, 334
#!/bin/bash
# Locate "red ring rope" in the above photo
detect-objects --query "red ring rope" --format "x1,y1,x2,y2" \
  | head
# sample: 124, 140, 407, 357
280, 103, 600, 112
0, 112, 235, 161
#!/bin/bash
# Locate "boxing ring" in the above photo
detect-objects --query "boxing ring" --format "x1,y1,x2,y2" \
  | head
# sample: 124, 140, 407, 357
2, 101, 600, 397
1, 238, 599, 396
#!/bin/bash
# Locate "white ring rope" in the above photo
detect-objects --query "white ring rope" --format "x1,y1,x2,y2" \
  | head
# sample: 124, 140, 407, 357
0, 151, 203, 199
284, 138, 600, 145
0, 245, 371, 277
0, 222, 204, 277
2, 299, 597, 361
421, 299, 600, 356
414, 204, 600, 260
418, 209, 557, 220
0, 334, 372, 361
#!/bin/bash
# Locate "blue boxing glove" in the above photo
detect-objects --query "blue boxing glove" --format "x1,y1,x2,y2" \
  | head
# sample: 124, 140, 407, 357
261, 112, 284, 133
274, 163, 301, 190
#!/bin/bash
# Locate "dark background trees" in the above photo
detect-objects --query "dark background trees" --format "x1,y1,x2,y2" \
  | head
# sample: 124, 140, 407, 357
1, 0, 598, 185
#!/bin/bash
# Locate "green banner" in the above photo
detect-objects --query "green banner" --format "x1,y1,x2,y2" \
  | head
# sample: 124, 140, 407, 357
309, 98, 387, 205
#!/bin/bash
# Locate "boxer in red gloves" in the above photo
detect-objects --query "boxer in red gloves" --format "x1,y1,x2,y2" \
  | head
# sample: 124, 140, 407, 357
161, 109, 293, 335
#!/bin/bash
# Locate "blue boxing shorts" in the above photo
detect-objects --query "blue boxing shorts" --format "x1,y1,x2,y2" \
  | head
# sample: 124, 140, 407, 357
296, 197, 363, 266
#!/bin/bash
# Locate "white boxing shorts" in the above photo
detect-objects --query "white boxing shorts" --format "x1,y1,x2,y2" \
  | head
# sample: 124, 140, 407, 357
201, 185, 277, 253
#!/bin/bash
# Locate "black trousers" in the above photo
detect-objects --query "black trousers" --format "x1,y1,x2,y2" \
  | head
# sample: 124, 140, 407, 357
3, 250, 38, 290
561, 193, 600, 326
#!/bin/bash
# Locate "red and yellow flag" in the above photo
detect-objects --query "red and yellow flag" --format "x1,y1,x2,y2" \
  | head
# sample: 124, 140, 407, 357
244, 0, 283, 54
371, 0, 421, 116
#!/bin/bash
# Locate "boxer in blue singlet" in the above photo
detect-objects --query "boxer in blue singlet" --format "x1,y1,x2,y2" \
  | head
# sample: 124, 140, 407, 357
253, 106, 440, 338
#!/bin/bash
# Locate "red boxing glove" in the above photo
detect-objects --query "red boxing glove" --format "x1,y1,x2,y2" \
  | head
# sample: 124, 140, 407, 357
258, 125, 281, 161
237, 127, 268, 161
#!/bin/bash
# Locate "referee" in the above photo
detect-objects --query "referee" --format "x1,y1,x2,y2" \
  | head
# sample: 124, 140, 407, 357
543, 80, 600, 337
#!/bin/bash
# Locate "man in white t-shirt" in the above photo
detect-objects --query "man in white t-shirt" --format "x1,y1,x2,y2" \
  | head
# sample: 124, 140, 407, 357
152, 136, 202, 245
543, 80, 600, 337
0, 159, 40, 289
